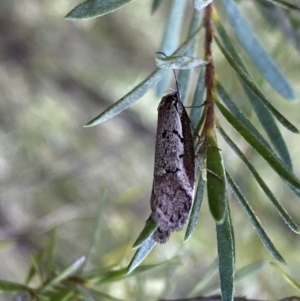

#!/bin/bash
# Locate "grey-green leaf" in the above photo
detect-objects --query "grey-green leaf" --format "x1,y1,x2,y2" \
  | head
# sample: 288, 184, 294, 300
156, 0, 187, 96
214, 36, 299, 133
184, 175, 206, 241
82, 189, 106, 272
218, 0, 295, 100
218, 126, 299, 234
216, 204, 235, 301
215, 80, 271, 151
190, 67, 205, 127
151, 0, 164, 14
187, 259, 218, 297
85, 68, 167, 127
65, 0, 136, 21
215, 96, 300, 194
156, 56, 208, 69
217, 83, 299, 199
194, 0, 213, 10
235, 261, 266, 282
226, 171, 285, 263
132, 218, 157, 249
126, 238, 156, 274
213, 16, 293, 170
85, 25, 201, 127
264, 0, 300, 12
96, 259, 178, 284
42, 256, 85, 292
177, 8, 202, 104
77, 285, 95, 301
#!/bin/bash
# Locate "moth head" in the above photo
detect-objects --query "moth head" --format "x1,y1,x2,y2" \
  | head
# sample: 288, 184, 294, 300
158, 92, 179, 111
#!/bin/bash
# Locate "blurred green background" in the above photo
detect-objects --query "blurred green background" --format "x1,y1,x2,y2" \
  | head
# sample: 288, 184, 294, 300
0, 0, 300, 300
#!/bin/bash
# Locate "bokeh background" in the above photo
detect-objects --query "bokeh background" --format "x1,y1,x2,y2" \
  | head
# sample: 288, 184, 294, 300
0, 0, 300, 300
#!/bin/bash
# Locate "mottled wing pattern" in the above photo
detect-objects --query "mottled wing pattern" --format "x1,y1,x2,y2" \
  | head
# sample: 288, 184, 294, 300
150, 92, 195, 243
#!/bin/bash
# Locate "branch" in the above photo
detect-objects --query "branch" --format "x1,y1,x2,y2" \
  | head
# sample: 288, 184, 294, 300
159, 294, 300, 301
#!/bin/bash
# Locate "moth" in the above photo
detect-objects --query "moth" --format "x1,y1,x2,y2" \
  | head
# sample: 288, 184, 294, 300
150, 71, 195, 243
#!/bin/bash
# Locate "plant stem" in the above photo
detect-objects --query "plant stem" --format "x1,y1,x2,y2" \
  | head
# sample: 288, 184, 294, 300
203, 3, 215, 132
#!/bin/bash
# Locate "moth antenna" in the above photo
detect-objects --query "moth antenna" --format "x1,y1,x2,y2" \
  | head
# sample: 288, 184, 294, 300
172, 68, 181, 101
156, 51, 181, 102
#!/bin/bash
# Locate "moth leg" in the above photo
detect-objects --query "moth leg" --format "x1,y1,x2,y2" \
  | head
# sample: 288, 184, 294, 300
152, 228, 171, 244
207, 169, 223, 182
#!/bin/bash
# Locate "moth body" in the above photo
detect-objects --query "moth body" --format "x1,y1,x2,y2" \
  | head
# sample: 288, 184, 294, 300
150, 91, 195, 243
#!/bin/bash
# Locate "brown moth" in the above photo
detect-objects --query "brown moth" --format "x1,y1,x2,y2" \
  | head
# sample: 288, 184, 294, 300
150, 71, 195, 243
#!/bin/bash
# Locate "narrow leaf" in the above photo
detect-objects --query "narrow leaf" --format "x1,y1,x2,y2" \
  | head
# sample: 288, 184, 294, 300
270, 262, 300, 291
264, 0, 300, 12
254, 1, 300, 55
226, 171, 285, 263
206, 129, 226, 223
46, 228, 57, 276
216, 204, 235, 301
65, 0, 136, 21
178, 9, 202, 103
42, 257, 85, 292
218, 83, 298, 199
218, 0, 295, 100
194, 0, 213, 10
157, 0, 187, 57
214, 36, 299, 133
25, 249, 45, 285
81, 264, 119, 280
156, 0, 187, 96
77, 285, 95, 301
218, 126, 299, 234
190, 67, 206, 127
184, 175, 206, 241
187, 259, 218, 297
216, 84, 300, 197
215, 99, 300, 193
90, 289, 126, 301
235, 260, 266, 281
213, 14, 293, 170
48, 289, 74, 301
99, 260, 178, 284
85, 25, 201, 127
82, 189, 106, 272
86, 68, 166, 127
92, 269, 125, 284
151, 0, 164, 14
126, 238, 156, 274
0, 280, 29, 292
156, 56, 208, 69
132, 218, 157, 249
216, 81, 271, 151
201, 261, 264, 296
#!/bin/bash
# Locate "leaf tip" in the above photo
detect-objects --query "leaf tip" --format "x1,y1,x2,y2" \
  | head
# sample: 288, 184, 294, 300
64, 14, 74, 21
132, 219, 158, 249
64, 9, 82, 21
183, 233, 190, 242
84, 117, 102, 127
125, 264, 134, 275
276, 254, 286, 265
132, 238, 142, 249
215, 213, 226, 224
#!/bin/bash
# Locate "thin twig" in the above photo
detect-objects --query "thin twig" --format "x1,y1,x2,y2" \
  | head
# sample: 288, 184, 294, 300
159, 294, 300, 301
